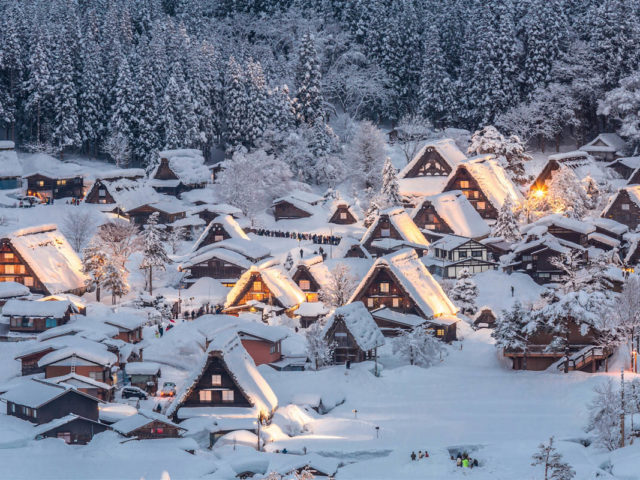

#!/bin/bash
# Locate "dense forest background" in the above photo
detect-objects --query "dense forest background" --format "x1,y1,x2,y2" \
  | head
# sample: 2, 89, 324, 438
1, 0, 639, 176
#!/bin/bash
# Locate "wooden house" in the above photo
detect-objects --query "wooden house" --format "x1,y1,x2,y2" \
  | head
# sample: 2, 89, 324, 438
272, 197, 315, 221
529, 151, 591, 192
192, 215, 249, 251
361, 207, 429, 257
509, 235, 586, 284
579, 133, 627, 162
83, 178, 157, 215
602, 185, 640, 230
473, 307, 497, 328
424, 234, 497, 279
189, 203, 243, 224
443, 155, 523, 220
291, 255, 332, 302
349, 248, 459, 342
521, 215, 595, 248
328, 202, 358, 225
45, 373, 114, 402
112, 411, 185, 439
34, 414, 110, 444
411, 191, 490, 240
14, 344, 57, 376
1, 379, 101, 425
369, 307, 427, 337
4, 299, 78, 333
0, 141, 22, 189
149, 149, 210, 196
103, 314, 146, 343
166, 330, 278, 422
224, 264, 305, 317
236, 323, 288, 366
333, 237, 371, 259
0, 281, 30, 306
607, 157, 640, 180
24, 172, 84, 201
125, 362, 161, 395
397, 138, 467, 201
294, 302, 329, 328
126, 200, 187, 226
38, 346, 118, 385
266, 454, 340, 480
0, 224, 88, 295
323, 302, 385, 364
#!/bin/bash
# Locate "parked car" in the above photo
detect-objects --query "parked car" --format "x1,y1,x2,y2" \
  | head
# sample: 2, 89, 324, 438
160, 382, 176, 397
121, 386, 148, 400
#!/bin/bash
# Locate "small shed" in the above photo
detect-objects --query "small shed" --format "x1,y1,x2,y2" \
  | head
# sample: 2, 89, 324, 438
473, 306, 497, 329
125, 362, 162, 394
112, 410, 185, 439
3, 299, 78, 333
34, 414, 110, 445
580, 133, 627, 162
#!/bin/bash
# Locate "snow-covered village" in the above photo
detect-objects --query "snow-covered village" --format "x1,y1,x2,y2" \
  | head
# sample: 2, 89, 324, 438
3, 1, 640, 479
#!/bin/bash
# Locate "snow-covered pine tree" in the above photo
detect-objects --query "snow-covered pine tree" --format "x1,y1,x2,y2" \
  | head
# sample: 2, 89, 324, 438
268, 84, 296, 133
492, 301, 539, 370
392, 327, 445, 368
23, 36, 52, 146
139, 212, 170, 295
224, 56, 248, 150
109, 55, 136, 149
305, 321, 335, 369
131, 48, 161, 166
294, 32, 324, 126
419, 23, 454, 126
598, 70, 640, 151
449, 268, 479, 316
284, 252, 294, 271
102, 259, 129, 305
531, 437, 575, 480
82, 241, 108, 302
546, 166, 589, 219
586, 379, 625, 451
246, 59, 268, 148
51, 36, 81, 155
78, 30, 105, 156
492, 198, 522, 241
379, 157, 403, 209
468, 126, 531, 183
161, 72, 182, 149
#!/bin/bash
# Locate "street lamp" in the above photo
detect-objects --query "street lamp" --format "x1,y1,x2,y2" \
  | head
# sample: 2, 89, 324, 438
375, 426, 380, 438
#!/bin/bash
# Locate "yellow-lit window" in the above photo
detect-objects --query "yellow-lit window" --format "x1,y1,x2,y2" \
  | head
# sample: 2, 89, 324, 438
460, 180, 470, 189
253, 281, 262, 291
214, 235, 224, 242
37, 181, 44, 187
199, 390, 212, 402
339, 212, 347, 220
299, 280, 311, 290
367, 298, 374, 308
4, 265, 14, 274
222, 390, 234, 402
211, 374, 222, 386
23, 277, 33, 287
57, 179, 67, 186
392, 298, 400, 308
3, 252, 14, 261
477, 202, 486, 210
436, 329, 445, 336
380, 282, 389, 293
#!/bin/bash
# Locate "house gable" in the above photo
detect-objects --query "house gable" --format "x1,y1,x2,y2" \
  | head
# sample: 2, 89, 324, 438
84, 180, 116, 204
226, 271, 284, 310
153, 158, 179, 181
404, 146, 453, 177
444, 167, 498, 219
411, 202, 454, 233
603, 189, 640, 229
0, 240, 48, 294
329, 205, 357, 224
350, 266, 418, 315
273, 201, 312, 220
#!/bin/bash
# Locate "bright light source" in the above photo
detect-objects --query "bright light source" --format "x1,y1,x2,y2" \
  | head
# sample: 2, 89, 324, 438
533, 189, 545, 199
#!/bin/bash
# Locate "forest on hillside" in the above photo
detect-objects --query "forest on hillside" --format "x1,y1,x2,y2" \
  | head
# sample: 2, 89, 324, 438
1, 0, 639, 176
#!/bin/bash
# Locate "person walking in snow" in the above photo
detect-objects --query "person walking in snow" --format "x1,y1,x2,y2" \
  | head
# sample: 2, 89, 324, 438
411, 452, 416, 461
462, 457, 469, 468
159, 325, 164, 337
456, 456, 462, 467
418, 451, 423, 459
424, 450, 429, 458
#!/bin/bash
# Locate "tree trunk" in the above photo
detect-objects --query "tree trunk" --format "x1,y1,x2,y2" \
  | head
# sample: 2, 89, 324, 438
148, 266, 153, 295
96, 285, 101, 303
555, 134, 560, 153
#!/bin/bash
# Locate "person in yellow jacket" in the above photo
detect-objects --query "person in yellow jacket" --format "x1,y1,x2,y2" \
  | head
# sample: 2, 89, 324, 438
462, 458, 470, 468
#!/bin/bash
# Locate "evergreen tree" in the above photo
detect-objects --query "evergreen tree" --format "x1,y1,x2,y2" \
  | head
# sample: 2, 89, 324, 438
305, 321, 336, 369
23, 36, 52, 145
294, 32, 324, 126
492, 198, 522, 241
492, 301, 539, 370
419, 23, 454, 125
103, 259, 129, 305
245, 59, 268, 148
131, 46, 161, 165
392, 327, 445, 368
546, 166, 589, 219
78, 31, 106, 155
51, 37, 81, 154
139, 212, 171, 295
82, 241, 108, 303
109, 56, 135, 148
531, 437, 575, 480
162, 72, 182, 149
224, 56, 248, 150
449, 268, 478, 316
379, 157, 402, 209
344, 120, 386, 191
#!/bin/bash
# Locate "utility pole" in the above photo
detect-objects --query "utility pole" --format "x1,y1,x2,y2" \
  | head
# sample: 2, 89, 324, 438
257, 416, 261, 452
621, 368, 625, 449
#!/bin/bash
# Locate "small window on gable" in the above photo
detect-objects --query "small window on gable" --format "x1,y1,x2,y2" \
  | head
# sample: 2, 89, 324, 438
477, 202, 486, 210
211, 374, 222, 386
99, 189, 106, 197
436, 329, 445, 337
214, 235, 224, 242
380, 282, 390, 293
392, 298, 400, 308
367, 298, 374, 308
622, 203, 630, 210
380, 228, 390, 237
222, 390, 234, 402
24, 277, 34, 287
253, 281, 262, 291
156, 427, 163, 434
339, 212, 347, 220
460, 180, 470, 189
299, 279, 311, 290
199, 390, 212, 402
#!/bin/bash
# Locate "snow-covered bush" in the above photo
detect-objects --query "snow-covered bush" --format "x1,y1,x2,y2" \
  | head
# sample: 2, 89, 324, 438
392, 328, 445, 368
449, 269, 478, 316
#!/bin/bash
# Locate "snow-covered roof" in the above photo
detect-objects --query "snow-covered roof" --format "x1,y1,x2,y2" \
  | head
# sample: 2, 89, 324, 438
0, 281, 31, 299
193, 238, 270, 263
591, 217, 629, 236
267, 453, 340, 477
294, 301, 328, 317
327, 200, 359, 222
413, 191, 490, 238
225, 264, 305, 310
398, 176, 450, 198
46, 373, 113, 391
0, 379, 98, 408
111, 410, 183, 436
169, 215, 206, 228
130, 198, 188, 215
95, 178, 160, 211
399, 138, 467, 179
167, 330, 278, 418
6, 225, 88, 294
521, 214, 596, 236
2, 299, 75, 318
547, 150, 590, 162
350, 248, 458, 319
608, 156, 640, 171
96, 168, 145, 180
272, 195, 317, 215
102, 312, 147, 331
192, 215, 249, 251
0, 144, 21, 178
459, 155, 524, 209
287, 190, 325, 205
333, 236, 371, 259
513, 234, 584, 255
124, 362, 161, 376
183, 247, 252, 272
324, 302, 385, 351
429, 234, 478, 251
33, 414, 105, 437
370, 307, 426, 328
580, 133, 627, 154
361, 207, 429, 248
38, 345, 118, 367
153, 149, 210, 186
588, 232, 620, 248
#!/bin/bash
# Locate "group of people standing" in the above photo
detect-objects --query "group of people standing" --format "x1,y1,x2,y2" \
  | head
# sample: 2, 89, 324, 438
253, 228, 341, 246
410, 450, 429, 461
454, 453, 479, 468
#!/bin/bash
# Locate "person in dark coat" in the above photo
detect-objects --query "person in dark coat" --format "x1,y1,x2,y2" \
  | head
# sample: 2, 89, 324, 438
411, 452, 416, 461
158, 325, 164, 337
